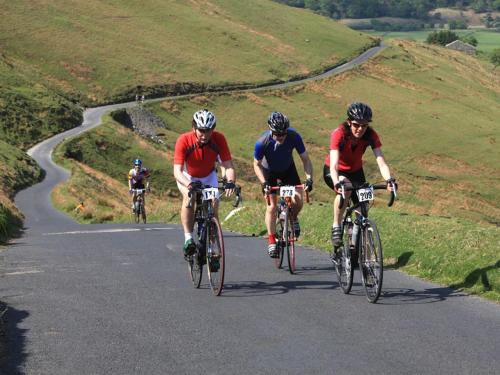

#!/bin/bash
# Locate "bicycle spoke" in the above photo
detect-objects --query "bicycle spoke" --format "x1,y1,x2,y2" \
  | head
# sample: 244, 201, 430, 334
188, 220, 203, 288
207, 218, 225, 296
287, 212, 295, 274
274, 213, 285, 269
360, 220, 383, 303
334, 215, 354, 294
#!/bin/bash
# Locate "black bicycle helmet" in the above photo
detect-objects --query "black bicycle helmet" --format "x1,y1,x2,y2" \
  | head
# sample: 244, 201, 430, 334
192, 109, 216, 130
267, 111, 290, 132
347, 102, 372, 122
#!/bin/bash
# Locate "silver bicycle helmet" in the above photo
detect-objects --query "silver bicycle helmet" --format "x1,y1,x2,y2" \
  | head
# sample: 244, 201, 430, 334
192, 109, 217, 130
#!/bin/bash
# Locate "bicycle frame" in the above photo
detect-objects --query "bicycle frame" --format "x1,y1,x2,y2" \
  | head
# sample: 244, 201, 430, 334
131, 188, 147, 223
186, 183, 241, 296
334, 181, 396, 303
266, 184, 309, 274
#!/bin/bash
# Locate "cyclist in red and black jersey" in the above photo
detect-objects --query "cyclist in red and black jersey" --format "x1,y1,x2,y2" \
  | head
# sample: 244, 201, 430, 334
173, 109, 236, 259
323, 102, 396, 247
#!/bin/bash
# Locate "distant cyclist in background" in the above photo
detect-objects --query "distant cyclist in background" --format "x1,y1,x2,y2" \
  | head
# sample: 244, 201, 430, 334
323, 102, 396, 250
173, 109, 236, 259
253, 111, 313, 258
128, 159, 151, 213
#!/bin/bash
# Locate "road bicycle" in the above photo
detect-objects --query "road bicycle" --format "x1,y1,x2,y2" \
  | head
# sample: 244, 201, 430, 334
332, 180, 396, 303
131, 188, 148, 224
266, 184, 309, 274
186, 182, 242, 296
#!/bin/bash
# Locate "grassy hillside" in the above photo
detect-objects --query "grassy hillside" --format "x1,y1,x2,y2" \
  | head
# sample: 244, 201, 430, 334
1, 0, 375, 105
53, 39, 499, 301
0, 140, 43, 243
0, 53, 83, 150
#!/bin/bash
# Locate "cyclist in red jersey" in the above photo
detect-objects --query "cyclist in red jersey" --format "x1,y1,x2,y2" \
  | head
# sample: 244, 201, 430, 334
323, 102, 396, 249
173, 109, 236, 259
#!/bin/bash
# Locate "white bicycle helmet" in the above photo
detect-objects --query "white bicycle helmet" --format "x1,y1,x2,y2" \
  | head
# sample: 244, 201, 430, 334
192, 109, 217, 130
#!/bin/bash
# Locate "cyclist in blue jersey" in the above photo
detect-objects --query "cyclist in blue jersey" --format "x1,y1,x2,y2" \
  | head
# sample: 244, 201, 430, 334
253, 112, 313, 258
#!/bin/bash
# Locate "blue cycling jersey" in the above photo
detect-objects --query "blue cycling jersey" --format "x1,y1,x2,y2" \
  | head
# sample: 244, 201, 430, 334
253, 128, 306, 172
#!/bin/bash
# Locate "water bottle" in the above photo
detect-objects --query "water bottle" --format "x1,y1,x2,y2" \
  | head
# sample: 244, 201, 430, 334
352, 223, 360, 247
346, 217, 353, 245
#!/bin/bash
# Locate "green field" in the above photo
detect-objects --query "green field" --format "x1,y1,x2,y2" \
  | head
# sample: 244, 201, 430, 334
1, 0, 375, 105
367, 29, 500, 53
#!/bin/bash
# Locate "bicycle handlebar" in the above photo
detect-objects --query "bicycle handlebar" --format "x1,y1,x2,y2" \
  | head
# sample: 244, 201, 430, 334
265, 184, 310, 206
338, 182, 397, 209
130, 188, 148, 194
186, 184, 242, 209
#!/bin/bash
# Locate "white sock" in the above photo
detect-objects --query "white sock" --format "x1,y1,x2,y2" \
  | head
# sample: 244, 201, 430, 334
184, 233, 192, 242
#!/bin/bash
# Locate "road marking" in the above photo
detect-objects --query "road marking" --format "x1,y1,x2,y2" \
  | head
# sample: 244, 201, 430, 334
5, 269, 44, 276
43, 227, 174, 235
222, 206, 246, 224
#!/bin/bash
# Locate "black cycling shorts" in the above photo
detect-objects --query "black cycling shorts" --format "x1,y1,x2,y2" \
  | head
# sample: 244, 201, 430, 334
323, 164, 366, 190
264, 161, 301, 194
132, 182, 145, 190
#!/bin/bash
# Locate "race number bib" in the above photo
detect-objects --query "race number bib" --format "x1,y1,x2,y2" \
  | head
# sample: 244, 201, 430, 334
279, 186, 296, 198
202, 187, 219, 201
356, 187, 374, 202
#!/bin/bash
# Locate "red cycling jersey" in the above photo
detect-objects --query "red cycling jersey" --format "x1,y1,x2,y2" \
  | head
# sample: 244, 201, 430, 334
173, 131, 232, 178
324, 123, 382, 172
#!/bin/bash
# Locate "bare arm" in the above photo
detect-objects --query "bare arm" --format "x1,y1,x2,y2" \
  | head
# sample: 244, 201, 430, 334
373, 147, 392, 181
299, 151, 313, 180
253, 158, 267, 185
173, 164, 191, 188
220, 159, 235, 182
329, 149, 340, 186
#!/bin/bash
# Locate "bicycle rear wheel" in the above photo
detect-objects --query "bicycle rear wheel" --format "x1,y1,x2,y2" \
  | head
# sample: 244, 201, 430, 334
206, 217, 225, 296
188, 221, 203, 288
286, 211, 295, 274
334, 224, 354, 294
274, 214, 285, 269
360, 219, 383, 303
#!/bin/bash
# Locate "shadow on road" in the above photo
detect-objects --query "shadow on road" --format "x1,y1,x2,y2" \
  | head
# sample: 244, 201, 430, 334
380, 286, 468, 305
222, 279, 337, 297
0, 301, 28, 375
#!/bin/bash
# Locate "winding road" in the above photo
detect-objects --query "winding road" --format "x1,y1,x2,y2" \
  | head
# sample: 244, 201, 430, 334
1, 45, 499, 375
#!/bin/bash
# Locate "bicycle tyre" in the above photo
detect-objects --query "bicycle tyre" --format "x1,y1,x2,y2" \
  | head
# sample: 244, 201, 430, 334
141, 201, 147, 224
335, 222, 354, 294
134, 201, 141, 224
188, 220, 203, 288
360, 219, 383, 303
274, 213, 285, 269
286, 211, 295, 274
206, 217, 225, 296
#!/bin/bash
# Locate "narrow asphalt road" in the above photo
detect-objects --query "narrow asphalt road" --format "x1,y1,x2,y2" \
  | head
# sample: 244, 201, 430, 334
1, 44, 499, 374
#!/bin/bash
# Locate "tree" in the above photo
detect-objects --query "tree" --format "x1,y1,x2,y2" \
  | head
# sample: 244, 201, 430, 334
491, 48, 500, 68
426, 30, 459, 46
460, 34, 478, 46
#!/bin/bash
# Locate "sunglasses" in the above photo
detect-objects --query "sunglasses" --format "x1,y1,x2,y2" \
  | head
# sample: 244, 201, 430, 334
196, 128, 213, 134
272, 131, 287, 137
350, 122, 369, 129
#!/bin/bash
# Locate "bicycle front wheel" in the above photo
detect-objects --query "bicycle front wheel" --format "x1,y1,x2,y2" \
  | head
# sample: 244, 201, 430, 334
188, 221, 203, 288
134, 201, 141, 223
286, 211, 295, 274
274, 214, 285, 269
335, 224, 354, 294
206, 217, 225, 296
360, 219, 383, 303
141, 202, 147, 224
